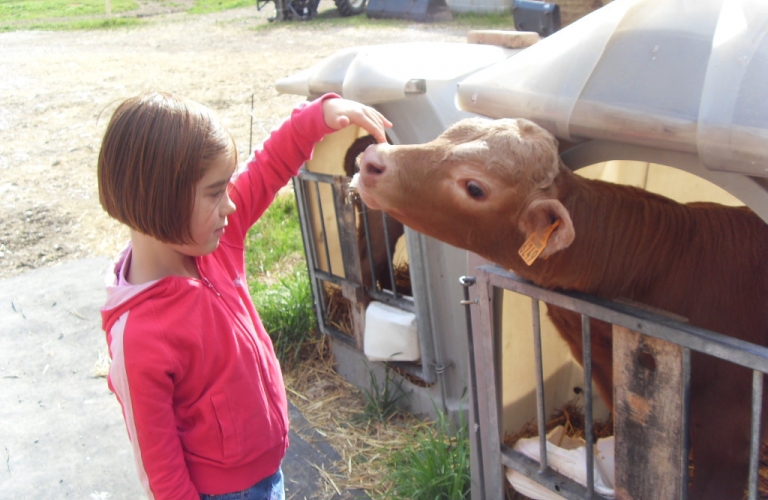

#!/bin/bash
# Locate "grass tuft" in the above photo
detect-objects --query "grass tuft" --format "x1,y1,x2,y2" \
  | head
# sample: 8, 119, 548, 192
253, 268, 317, 368
246, 192, 304, 293
357, 363, 410, 424
379, 403, 471, 500
246, 192, 316, 368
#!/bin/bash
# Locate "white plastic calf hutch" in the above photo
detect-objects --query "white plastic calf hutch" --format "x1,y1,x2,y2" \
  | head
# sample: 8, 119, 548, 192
276, 41, 521, 420
275, 0, 768, 498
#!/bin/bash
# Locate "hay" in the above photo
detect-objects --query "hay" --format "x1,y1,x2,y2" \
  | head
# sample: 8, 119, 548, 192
503, 400, 614, 449
502, 400, 768, 500
283, 332, 424, 498
393, 263, 412, 296
323, 282, 355, 338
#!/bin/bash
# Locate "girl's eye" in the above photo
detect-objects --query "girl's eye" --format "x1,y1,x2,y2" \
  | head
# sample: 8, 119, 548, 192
466, 181, 486, 199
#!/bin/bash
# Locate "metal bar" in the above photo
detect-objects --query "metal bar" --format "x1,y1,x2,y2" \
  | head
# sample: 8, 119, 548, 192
311, 269, 348, 288
581, 314, 594, 497
293, 176, 327, 336
460, 276, 485, 500
297, 169, 337, 183
333, 175, 362, 284
531, 297, 548, 472
748, 370, 764, 500
475, 268, 505, 498
389, 360, 430, 381
297, 178, 319, 274
311, 270, 413, 313
313, 181, 334, 277
324, 324, 359, 347
680, 347, 691, 500
480, 265, 768, 373
366, 288, 415, 313
501, 446, 613, 500
404, 229, 437, 385
382, 212, 398, 298
360, 204, 377, 289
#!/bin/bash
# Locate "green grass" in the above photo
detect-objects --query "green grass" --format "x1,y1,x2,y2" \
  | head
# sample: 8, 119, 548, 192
357, 363, 410, 424
245, 192, 305, 292
379, 405, 471, 500
189, 0, 253, 14
0, 15, 141, 30
245, 192, 317, 366
253, 268, 316, 367
0, 0, 517, 31
0, 0, 138, 21
0, 0, 255, 30
252, 4, 515, 31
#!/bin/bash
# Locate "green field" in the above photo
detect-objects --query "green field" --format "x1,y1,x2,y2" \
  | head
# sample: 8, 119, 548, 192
0, 0, 516, 31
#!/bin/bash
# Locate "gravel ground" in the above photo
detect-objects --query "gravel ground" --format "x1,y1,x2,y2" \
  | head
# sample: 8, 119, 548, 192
0, 4, 470, 279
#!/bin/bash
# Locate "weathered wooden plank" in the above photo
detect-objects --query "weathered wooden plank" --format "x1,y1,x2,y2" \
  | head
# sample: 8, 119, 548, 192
613, 325, 685, 500
334, 175, 367, 349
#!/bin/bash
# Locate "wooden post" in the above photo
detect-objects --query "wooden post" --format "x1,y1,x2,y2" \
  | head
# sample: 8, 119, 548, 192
105, 0, 111, 17
334, 176, 367, 349
613, 324, 685, 500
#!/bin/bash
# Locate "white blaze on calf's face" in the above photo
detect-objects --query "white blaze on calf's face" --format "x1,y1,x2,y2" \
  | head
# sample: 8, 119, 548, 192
357, 117, 562, 256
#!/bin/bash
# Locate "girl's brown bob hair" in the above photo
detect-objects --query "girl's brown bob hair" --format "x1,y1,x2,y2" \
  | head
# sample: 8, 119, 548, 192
98, 91, 235, 244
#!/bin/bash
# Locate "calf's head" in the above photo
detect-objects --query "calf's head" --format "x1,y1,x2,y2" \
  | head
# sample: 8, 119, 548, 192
356, 117, 575, 268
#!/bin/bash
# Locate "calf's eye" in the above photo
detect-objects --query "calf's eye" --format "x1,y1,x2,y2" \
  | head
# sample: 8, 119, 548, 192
466, 181, 486, 199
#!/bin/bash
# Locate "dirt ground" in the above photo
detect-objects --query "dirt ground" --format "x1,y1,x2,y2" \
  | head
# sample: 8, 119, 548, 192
0, 3, 470, 280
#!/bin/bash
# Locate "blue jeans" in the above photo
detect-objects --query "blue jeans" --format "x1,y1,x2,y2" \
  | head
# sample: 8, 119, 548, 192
200, 468, 284, 500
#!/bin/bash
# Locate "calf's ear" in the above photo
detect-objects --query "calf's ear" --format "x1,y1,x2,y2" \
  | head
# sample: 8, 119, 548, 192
518, 199, 575, 258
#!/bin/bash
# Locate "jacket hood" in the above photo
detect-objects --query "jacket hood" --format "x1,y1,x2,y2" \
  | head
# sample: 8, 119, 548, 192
101, 245, 169, 334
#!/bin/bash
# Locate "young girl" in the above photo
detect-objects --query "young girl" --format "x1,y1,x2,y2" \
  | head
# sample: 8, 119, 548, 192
98, 91, 391, 500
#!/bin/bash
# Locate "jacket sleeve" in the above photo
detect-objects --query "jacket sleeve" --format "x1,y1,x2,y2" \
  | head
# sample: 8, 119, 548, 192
228, 93, 339, 241
112, 313, 200, 500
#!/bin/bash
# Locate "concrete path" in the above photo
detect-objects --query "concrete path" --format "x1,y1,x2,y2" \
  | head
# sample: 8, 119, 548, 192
0, 258, 364, 499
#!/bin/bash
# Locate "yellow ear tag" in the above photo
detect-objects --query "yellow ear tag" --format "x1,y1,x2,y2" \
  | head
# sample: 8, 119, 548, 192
518, 219, 561, 266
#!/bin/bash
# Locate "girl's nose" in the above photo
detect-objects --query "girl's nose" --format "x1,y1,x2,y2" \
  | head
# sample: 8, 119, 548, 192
223, 189, 236, 215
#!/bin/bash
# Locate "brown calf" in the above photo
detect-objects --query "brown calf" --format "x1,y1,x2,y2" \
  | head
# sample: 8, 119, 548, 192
355, 117, 768, 500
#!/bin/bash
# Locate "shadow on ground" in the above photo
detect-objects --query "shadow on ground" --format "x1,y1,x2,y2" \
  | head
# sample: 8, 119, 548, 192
0, 257, 366, 499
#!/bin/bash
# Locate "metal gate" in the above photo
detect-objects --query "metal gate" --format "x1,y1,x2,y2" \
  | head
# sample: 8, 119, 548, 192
293, 168, 437, 383
462, 264, 768, 500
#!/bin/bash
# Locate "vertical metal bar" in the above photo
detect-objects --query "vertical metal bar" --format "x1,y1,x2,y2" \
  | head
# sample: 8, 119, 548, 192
460, 276, 485, 500
382, 212, 398, 298
474, 271, 505, 498
330, 181, 344, 269
298, 179, 319, 272
748, 370, 763, 500
294, 176, 327, 334
581, 314, 594, 497
403, 230, 436, 384
360, 203, 376, 289
531, 298, 548, 472
680, 347, 691, 500
313, 181, 333, 276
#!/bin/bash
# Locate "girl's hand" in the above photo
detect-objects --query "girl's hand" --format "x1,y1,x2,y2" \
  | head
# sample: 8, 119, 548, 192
322, 98, 393, 144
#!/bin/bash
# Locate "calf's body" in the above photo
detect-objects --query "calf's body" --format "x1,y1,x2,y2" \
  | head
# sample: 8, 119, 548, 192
356, 117, 768, 500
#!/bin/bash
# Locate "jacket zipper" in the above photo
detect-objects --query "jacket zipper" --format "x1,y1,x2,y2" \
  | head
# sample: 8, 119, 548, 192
199, 271, 287, 439
201, 277, 221, 297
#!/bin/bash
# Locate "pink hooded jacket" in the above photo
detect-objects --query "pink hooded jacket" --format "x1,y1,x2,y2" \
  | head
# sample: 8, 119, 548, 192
101, 95, 336, 499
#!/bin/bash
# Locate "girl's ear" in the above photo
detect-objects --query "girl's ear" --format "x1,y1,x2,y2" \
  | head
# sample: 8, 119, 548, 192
518, 199, 575, 259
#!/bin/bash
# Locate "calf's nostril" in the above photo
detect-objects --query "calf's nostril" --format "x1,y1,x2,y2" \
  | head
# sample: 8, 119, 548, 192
362, 160, 385, 176
360, 146, 386, 177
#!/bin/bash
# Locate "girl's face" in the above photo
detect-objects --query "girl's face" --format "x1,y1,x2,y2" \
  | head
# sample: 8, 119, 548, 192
172, 151, 237, 257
